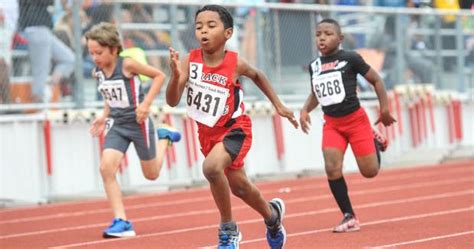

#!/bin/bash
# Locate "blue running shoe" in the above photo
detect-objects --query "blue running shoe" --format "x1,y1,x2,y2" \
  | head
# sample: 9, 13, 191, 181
266, 198, 286, 249
217, 227, 242, 249
157, 125, 181, 143
103, 218, 136, 238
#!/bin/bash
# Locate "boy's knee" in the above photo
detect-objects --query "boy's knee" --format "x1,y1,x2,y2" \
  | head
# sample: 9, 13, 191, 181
325, 163, 343, 179
143, 171, 159, 181
361, 167, 379, 178
202, 162, 222, 182
100, 164, 115, 180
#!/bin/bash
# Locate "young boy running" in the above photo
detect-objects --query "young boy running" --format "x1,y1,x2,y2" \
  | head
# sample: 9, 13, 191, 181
86, 22, 181, 238
166, 5, 298, 249
299, 18, 395, 233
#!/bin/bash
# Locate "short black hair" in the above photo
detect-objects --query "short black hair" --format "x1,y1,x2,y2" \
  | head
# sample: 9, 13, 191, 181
195, 5, 233, 29
318, 18, 341, 34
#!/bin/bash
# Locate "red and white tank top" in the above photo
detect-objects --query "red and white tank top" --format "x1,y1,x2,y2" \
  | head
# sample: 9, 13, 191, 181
186, 49, 244, 128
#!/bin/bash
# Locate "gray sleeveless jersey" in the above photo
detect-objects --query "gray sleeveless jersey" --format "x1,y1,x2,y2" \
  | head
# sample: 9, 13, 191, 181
95, 57, 156, 160
95, 57, 144, 122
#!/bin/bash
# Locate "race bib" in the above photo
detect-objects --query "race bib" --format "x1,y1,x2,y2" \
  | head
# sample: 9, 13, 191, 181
312, 71, 345, 106
185, 80, 229, 127
98, 80, 130, 108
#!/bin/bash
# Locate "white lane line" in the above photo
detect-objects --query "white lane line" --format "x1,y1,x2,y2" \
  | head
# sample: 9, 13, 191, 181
2, 166, 472, 225
236, 208, 474, 247
45, 194, 474, 248
1, 161, 470, 216
367, 230, 474, 248
1, 178, 472, 239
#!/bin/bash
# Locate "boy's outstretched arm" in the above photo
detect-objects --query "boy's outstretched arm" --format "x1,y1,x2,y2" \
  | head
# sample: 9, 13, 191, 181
166, 47, 190, 107
237, 58, 298, 128
300, 93, 319, 134
364, 68, 396, 126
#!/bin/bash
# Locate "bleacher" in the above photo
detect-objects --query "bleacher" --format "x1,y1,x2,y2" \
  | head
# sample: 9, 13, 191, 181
3, 1, 473, 111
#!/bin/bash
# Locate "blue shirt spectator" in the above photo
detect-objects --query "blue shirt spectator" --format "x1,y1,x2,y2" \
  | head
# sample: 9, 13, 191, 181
373, 0, 412, 7
337, 0, 359, 5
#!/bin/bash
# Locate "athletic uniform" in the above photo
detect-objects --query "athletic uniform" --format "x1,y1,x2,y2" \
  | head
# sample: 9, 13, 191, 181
186, 49, 251, 170
96, 57, 156, 160
309, 50, 375, 156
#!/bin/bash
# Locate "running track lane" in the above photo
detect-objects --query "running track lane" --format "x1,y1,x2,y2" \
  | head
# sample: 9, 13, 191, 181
1, 161, 470, 223
1, 166, 471, 237
0, 160, 472, 249
2, 167, 471, 236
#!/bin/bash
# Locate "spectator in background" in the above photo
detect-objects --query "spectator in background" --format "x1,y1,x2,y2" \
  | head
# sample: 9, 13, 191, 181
370, 16, 434, 88
82, 0, 114, 31
433, 0, 461, 71
234, 0, 265, 66
373, 0, 414, 7
120, 5, 166, 70
54, 11, 77, 50
336, 0, 360, 5
459, 0, 473, 9
19, 0, 75, 103
82, 1, 114, 78
0, 0, 19, 104
412, 0, 432, 8
459, 0, 474, 67
54, 7, 89, 98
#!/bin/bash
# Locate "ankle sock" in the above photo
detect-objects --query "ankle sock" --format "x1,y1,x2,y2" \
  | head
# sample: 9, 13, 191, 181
264, 204, 278, 226
220, 221, 237, 231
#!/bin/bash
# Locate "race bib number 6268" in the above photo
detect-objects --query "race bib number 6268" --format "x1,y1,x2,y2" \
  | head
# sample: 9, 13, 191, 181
312, 71, 345, 107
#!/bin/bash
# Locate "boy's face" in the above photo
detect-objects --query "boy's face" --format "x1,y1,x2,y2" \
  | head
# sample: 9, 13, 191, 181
87, 40, 117, 69
316, 23, 343, 56
195, 11, 233, 52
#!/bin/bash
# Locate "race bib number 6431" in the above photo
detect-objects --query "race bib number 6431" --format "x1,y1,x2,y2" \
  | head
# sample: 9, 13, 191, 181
186, 80, 229, 127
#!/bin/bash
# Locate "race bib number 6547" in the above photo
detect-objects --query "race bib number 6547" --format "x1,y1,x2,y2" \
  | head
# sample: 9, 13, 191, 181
98, 80, 130, 108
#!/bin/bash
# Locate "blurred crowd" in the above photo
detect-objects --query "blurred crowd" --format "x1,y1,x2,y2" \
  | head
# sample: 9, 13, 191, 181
0, 0, 472, 104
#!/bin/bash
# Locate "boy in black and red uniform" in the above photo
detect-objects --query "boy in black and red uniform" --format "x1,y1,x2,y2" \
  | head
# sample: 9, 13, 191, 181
166, 5, 298, 249
299, 18, 395, 233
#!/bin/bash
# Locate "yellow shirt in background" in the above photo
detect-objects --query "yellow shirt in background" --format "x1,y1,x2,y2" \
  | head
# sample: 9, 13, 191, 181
434, 0, 461, 23
120, 47, 151, 82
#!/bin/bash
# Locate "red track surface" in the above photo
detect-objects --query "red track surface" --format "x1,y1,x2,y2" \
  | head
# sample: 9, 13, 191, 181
1, 160, 473, 249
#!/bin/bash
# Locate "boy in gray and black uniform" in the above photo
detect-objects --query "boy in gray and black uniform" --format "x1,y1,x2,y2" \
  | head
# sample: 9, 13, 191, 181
86, 22, 181, 238
96, 56, 158, 161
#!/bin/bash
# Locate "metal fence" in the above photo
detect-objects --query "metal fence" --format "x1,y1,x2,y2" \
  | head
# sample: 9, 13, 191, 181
0, 0, 472, 112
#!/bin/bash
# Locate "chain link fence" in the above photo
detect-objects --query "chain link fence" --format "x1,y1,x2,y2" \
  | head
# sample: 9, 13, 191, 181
0, 0, 472, 112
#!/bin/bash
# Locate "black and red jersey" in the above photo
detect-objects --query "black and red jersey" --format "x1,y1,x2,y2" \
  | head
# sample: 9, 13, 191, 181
309, 50, 370, 117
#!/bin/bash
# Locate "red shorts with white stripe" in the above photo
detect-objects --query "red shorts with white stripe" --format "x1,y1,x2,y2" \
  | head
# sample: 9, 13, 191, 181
322, 107, 376, 157
197, 115, 252, 170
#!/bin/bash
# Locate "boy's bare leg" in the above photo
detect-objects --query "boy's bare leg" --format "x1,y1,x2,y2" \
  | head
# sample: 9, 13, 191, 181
202, 142, 233, 223
100, 149, 127, 220
226, 168, 272, 219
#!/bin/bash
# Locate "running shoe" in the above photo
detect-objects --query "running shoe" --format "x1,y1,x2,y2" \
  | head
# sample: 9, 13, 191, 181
157, 125, 181, 143
266, 198, 287, 249
333, 213, 360, 233
217, 227, 242, 249
372, 128, 388, 152
103, 218, 136, 238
